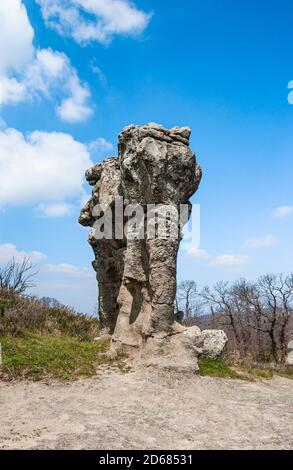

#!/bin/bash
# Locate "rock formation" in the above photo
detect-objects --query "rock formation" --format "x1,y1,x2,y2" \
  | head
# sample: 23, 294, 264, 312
79, 123, 227, 369
287, 340, 293, 365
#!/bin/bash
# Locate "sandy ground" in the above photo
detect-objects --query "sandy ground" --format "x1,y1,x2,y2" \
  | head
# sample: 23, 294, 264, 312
0, 367, 292, 450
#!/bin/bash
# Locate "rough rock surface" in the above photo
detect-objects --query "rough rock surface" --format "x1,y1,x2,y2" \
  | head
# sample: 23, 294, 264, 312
79, 123, 226, 367
201, 330, 228, 359
287, 340, 293, 365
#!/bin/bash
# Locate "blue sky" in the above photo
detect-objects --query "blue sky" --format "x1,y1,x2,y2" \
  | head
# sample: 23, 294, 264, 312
0, 0, 293, 314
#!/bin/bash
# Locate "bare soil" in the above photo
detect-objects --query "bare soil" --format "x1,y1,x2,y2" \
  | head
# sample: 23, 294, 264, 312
0, 367, 292, 450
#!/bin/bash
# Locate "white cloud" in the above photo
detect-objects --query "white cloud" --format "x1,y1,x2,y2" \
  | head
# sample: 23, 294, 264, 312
183, 246, 210, 259
271, 205, 293, 219
0, 117, 7, 129
36, 48, 66, 76
181, 245, 249, 271
0, 0, 34, 74
0, 1, 93, 123
56, 71, 93, 122
36, 202, 74, 218
36, 0, 151, 45
88, 137, 114, 153
210, 254, 249, 268
182, 246, 249, 271
245, 235, 279, 249
288, 80, 293, 105
0, 243, 47, 264
0, 48, 93, 123
0, 128, 92, 209
91, 63, 107, 85
0, 76, 26, 104
43, 263, 93, 278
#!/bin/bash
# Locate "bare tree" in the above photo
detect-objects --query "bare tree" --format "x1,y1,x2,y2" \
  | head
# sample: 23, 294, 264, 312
274, 274, 293, 361
201, 281, 242, 349
177, 280, 199, 321
231, 279, 265, 357
201, 275, 293, 363
0, 258, 38, 295
256, 274, 293, 363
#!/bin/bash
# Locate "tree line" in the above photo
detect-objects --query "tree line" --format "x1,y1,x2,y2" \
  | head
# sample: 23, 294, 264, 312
176, 276, 293, 364
1, 258, 293, 363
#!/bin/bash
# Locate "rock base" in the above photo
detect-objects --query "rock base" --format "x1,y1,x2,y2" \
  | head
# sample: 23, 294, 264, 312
110, 325, 228, 372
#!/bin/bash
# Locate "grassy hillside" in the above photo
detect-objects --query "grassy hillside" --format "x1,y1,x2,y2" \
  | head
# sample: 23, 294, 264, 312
0, 290, 99, 340
1, 289, 292, 382
0, 290, 128, 381
1, 333, 110, 381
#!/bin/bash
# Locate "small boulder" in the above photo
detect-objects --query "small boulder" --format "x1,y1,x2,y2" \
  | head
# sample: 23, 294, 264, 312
287, 351, 293, 365
201, 330, 228, 358
183, 325, 204, 350
287, 340, 293, 365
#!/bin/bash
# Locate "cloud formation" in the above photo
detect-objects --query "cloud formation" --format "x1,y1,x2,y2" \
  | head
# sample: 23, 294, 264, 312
210, 254, 249, 268
43, 263, 93, 278
245, 235, 279, 249
0, 243, 47, 264
0, 128, 92, 211
35, 202, 75, 218
288, 80, 293, 105
182, 245, 249, 271
0, 0, 34, 75
0, 1, 93, 122
182, 246, 210, 259
88, 137, 114, 152
271, 205, 293, 219
36, 0, 151, 45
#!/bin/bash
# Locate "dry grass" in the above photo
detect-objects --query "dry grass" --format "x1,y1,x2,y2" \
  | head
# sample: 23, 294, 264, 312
0, 289, 99, 341
0, 290, 132, 382
199, 357, 293, 381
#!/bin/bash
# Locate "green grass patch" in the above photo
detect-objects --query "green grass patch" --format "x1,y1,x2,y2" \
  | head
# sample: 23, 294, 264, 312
277, 373, 293, 380
198, 358, 243, 379
239, 367, 273, 380
275, 366, 293, 380
199, 358, 293, 381
0, 333, 125, 381
237, 364, 293, 381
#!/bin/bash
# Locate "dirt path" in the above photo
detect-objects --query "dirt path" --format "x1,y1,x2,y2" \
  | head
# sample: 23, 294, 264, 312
0, 367, 292, 450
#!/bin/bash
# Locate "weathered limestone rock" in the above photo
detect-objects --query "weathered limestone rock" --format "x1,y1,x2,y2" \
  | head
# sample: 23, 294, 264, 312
79, 123, 227, 369
201, 330, 228, 359
140, 325, 204, 371
287, 340, 293, 365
